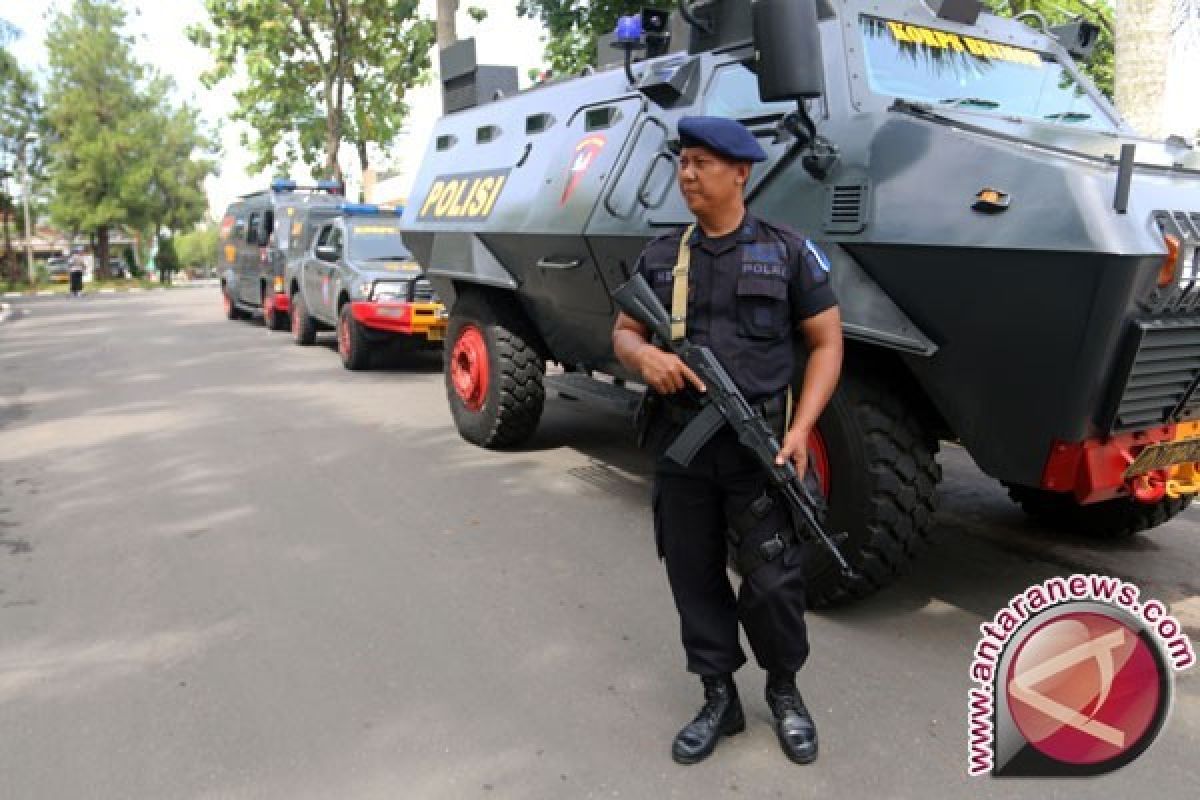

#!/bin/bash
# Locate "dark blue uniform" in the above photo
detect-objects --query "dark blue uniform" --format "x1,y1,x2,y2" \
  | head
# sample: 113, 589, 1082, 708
634, 213, 836, 677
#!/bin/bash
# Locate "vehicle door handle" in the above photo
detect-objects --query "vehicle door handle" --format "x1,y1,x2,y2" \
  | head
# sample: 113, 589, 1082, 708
537, 257, 582, 270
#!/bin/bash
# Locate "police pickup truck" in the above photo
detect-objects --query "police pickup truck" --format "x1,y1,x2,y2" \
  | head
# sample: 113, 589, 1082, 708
286, 203, 446, 370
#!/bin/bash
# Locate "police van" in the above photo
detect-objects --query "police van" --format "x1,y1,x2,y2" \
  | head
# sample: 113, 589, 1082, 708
285, 203, 447, 370
217, 178, 344, 330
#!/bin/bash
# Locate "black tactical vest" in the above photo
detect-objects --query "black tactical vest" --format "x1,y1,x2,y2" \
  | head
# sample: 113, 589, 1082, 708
633, 214, 836, 405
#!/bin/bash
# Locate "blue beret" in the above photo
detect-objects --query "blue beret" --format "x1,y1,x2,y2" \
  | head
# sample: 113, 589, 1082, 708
677, 116, 767, 163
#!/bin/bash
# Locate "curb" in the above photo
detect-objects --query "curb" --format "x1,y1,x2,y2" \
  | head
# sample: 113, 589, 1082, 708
0, 301, 10, 325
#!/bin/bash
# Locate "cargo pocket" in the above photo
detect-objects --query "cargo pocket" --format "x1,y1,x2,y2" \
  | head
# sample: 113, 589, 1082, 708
735, 276, 789, 339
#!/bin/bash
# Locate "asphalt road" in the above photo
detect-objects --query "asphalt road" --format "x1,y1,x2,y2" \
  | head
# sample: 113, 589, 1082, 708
1, 290, 1197, 799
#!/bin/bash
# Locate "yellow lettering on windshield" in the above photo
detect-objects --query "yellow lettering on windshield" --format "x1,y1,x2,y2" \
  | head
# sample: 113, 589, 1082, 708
352, 226, 400, 235
882, 18, 1042, 67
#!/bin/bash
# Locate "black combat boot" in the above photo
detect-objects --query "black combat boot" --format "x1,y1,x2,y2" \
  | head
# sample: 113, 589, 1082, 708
765, 673, 818, 765
671, 674, 745, 765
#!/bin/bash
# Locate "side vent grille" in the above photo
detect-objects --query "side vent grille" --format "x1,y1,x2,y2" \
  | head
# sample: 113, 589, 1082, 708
823, 183, 868, 234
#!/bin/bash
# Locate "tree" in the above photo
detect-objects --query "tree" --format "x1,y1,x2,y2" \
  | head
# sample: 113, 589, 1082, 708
155, 233, 179, 285
190, 1, 436, 186
516, 0, 642, 76
175, 223, 219, 272
1114, 0, 1171, 136
44, 0, 214, 279
1, 21, 45, 284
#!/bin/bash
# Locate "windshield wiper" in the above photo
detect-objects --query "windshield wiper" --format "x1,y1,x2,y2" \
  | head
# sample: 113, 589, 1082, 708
1043, 111, 1092, 123
940, 97, 1000, 109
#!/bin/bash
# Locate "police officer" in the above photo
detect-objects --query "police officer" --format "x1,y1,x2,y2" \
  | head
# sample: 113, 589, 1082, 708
613, 117, 843, 766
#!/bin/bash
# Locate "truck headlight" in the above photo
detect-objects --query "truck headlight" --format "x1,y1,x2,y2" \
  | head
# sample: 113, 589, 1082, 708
372, 281, 409, 301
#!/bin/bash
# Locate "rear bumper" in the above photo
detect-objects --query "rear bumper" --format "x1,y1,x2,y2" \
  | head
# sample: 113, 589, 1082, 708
1041, 421, 1200, 503
350, 301, 446, 339
264, 292, 290, 314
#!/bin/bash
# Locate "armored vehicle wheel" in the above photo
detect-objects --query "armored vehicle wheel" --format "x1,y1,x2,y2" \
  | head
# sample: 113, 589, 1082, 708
803, 367, 941, 609
338, 303, 371, 371
445, 291, 545, 448
290, 291, 317, 346
1006, 486, 1192, 539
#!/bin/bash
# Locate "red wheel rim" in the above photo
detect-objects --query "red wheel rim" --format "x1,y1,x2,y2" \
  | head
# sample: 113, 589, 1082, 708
291, 297, 301, 337
338, 311, 351, 359
451, 325, 489, 411
222, 292, 231, 315
808, 427, 831, 497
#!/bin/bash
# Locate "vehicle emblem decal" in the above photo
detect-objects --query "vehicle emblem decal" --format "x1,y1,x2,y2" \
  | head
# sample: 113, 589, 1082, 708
560, 134, 607, 206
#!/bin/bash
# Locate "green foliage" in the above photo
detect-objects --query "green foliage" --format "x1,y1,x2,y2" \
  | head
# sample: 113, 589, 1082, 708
516, 0, 644, 75
520, 1, 1114, 98
43, 0, 215, 276
983, 1, 1114, 98
175, 224, 219, 268
189, 1, 437, 181
155, 234, 179, 281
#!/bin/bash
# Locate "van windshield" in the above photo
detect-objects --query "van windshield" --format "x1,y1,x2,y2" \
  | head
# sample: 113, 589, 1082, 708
859, 15, 1117, 132
347, 221, 412, 261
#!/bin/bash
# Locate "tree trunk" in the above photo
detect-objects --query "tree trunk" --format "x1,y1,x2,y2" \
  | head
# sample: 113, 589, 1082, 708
97, 226, 110, 281
1114, 0, 1171, 138
356, 140, 373, 202
437, 0, 459, 48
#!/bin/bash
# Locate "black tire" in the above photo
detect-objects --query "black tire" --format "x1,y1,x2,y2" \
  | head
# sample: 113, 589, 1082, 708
804, 365, 941, 608
445, 291, 545, 448
222, 286, 244, 320
338, 303, 372, 371
264, 291, 289, 331
1007, 485, 1193, 539
290, 291, 317, 346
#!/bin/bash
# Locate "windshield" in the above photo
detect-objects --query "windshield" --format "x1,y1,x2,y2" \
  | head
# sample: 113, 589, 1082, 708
859, 15, 1117, 132
346, 221, 412, 261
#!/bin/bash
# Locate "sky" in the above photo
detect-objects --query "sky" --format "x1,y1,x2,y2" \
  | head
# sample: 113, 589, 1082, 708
4, 2, 1200, 222
3, 1, 548, 219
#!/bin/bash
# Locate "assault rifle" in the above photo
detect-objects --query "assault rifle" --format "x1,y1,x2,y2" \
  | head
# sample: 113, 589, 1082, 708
614, 273, 857, 579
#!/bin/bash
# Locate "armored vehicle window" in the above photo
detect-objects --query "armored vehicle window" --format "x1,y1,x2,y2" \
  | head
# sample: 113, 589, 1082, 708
315, 224, 334, 249
476, 125, 500, 143
327, 226, 344, 254
525, 113, 554, 134
263, 210, 275, 244
585, 106, 621, 131
704, 66, 792, 120
230, 215, 246, 241
859, 16, 1117, 132
247, 212, 261, 244
436, 134, 457, 151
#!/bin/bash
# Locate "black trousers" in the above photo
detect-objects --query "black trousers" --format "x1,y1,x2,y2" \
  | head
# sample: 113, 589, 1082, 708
651, 423, 810, 677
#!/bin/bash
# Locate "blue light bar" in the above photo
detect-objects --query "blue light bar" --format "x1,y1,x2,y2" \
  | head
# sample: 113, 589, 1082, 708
271, 177, 298, 192
340, 202, 381, 215
317, 179, 343, 192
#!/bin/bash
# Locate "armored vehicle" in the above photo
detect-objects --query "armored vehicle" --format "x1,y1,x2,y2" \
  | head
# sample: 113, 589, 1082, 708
286, 203, 446, 370
403, 0, 1200, 606
218, 178, 345, 330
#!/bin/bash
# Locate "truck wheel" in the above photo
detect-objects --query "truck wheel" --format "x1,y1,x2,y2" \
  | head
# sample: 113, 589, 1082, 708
264, 294, 289, 331
290, 291, 317, 346
338, 303, 371, 371
803, 367, 941, 609
445, 291, 545, 447
222, 287, 244, 321
1007, 486, 1192, 539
